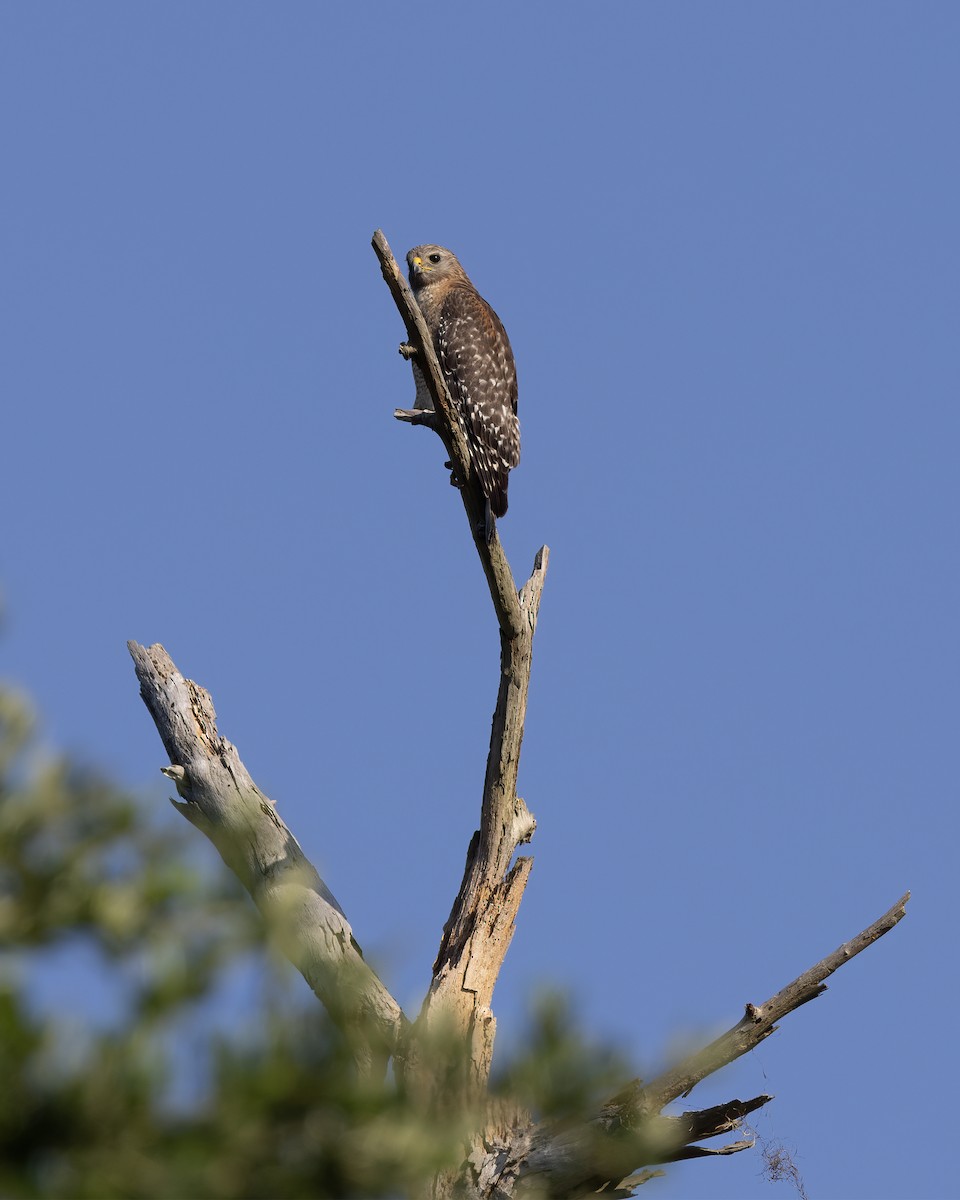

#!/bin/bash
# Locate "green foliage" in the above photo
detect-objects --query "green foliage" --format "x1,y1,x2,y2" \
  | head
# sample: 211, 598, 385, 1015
0, 681, 475, 1197
0, 677, 638, 1198
0, 686, 258, 1012
494, 992, 629, 1121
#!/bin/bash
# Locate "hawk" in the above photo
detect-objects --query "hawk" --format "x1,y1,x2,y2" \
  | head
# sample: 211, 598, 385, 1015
406, 244, 520, 540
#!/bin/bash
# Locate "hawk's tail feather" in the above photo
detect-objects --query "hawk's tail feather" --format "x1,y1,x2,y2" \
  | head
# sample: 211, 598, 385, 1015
472, 445, 510, 534
489, 485, 508, 519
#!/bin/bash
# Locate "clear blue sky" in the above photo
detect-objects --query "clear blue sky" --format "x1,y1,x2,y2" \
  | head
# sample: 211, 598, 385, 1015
2, 4, 956, 1197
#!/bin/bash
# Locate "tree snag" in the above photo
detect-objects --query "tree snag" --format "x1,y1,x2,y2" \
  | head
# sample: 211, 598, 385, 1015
126, 229, 910, 1198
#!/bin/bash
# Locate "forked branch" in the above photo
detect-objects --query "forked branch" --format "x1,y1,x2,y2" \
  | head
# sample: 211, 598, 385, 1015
125, 232, 909, 1199
374, 228, 550, 1103
497, 893, 910, 1197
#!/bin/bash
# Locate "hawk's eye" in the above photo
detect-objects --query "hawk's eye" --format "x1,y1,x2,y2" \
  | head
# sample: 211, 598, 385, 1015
429, 253, 442, 264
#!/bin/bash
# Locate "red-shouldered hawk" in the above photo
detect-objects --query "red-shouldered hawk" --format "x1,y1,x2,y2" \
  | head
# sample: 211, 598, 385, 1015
406, 244, 520, 540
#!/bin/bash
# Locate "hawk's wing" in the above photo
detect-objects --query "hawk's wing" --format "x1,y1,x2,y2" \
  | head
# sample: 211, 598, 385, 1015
437, 284, 520, 518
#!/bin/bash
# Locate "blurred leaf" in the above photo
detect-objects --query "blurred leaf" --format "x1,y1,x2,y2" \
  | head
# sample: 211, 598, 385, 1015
0, 669, 641, 1198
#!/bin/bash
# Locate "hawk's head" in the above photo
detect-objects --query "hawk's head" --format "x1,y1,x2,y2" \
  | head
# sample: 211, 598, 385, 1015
407, 245, 466, 291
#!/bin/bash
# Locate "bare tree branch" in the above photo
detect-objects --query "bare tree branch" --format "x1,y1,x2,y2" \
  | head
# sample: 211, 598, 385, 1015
374, 230, 550, 1107
124, 231, 910, 1200
660, 1094, 772, 1150
371, 231, 472, 492
127, 640, 406, 1074
372, 228, 526, 641
605, 890, 911, 1122
429, 546, 547, 949
469, 893, 909, 1197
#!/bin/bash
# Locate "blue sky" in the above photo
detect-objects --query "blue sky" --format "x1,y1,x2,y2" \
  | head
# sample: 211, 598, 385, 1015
1, 4, 956, 1196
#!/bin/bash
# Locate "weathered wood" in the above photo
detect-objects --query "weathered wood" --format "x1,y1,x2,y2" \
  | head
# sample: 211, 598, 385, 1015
414, 548, 547, 1074
373, 229, 909, 1196
124, 231, 910, 1199
374, 229, 551, 1109
128, 640, 406, 1074
605, 890, 912, 1122
480, 894, 910, 1197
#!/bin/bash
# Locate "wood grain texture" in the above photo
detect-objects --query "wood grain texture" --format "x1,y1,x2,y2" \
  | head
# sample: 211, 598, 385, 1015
128, 640, 406, 1073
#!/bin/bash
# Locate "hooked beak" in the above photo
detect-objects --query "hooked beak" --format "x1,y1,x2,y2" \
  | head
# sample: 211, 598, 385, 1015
408, 254, 429, 285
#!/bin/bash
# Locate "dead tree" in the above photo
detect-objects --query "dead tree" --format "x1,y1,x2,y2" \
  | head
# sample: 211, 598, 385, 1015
128, 230, 909, 1198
